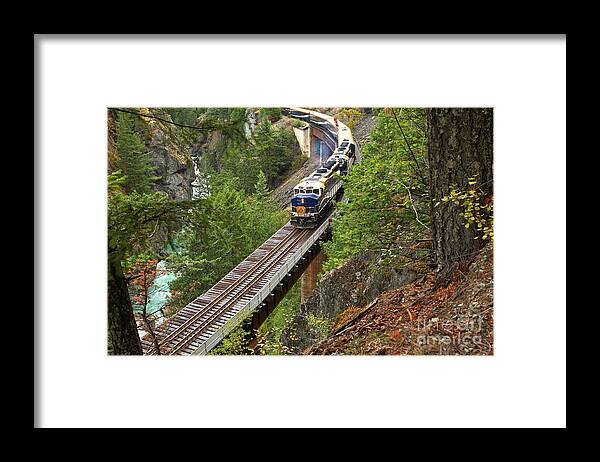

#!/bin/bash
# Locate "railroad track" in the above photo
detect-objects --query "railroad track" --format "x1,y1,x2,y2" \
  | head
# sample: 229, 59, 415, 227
142, 224, 313, 355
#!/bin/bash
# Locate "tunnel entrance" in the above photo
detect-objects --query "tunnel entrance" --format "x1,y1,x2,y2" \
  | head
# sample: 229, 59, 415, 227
312, 138, 333, 164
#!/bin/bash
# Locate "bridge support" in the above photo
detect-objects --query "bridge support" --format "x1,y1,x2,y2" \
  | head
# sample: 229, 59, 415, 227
245, 238, 328, 352
301, 248, 325, 305
293, 125, 311, 158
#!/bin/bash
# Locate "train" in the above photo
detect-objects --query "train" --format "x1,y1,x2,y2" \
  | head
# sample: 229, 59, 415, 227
282, 108, 357, 229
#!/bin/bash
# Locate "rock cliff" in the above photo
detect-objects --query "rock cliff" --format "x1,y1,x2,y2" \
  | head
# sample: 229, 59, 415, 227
108, 108, 196, 202
281, 249, 428, 353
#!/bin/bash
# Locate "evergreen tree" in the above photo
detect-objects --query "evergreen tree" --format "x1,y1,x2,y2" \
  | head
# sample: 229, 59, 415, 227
252, 119, 297, 189
254, 170, 270, 198
115, 111, 159, 194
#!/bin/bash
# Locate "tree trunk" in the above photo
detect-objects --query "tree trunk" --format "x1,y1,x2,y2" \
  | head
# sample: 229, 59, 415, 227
141, 312, 161, 355
427, 108, 493, 284
141, 275, 161, 355
108, 250, 142, 355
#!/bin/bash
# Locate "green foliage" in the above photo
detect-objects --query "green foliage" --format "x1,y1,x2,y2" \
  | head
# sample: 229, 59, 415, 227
108, 190, 196, 269
322, 109, 430, 272
256, 284, 329, 355
439, 178, 494, 241
199, 112, 300, 193
163, 108, 206, 126
123, 250, 159, 274
256, 281, 301, 355
229, 119, 298, 191
290, 118, 305, 128
203, 107, 247, 144
254, 170, 270, 199
208, 313, 253, 355
167, 171, 287, 310
305, 313, 330, 342
107, 169, 127, 194
184, 108, 248, 174
253, 122, 298, 188
203, 107, 244, 121
337, 108, 362, 130
258, 107, 282, 122
249, 119, 299, 189
115, 111, 160, 194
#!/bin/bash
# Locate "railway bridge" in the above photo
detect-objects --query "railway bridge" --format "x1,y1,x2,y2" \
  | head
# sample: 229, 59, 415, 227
141, 108, 357, 355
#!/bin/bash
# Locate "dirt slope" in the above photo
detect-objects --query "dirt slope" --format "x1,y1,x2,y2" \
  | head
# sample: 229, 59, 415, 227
305, 243, 494, 355
270, 157, 319, 209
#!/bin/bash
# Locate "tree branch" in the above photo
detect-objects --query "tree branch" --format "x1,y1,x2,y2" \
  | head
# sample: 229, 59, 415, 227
112, 108, 236, 132
148, 219, 160, 239
400, 181, 431, 230
391, 109, 428, 185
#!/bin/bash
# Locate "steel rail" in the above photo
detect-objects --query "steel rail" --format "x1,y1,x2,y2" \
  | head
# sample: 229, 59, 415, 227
146, 227, 299, 354
145, 226, 307, 355
165, 228, 311, 355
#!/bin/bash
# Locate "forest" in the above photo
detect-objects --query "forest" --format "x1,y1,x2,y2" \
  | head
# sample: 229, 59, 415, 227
107, 107, 493, 356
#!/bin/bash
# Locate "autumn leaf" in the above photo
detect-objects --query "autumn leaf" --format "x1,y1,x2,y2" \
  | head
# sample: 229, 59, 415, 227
389, 330, 403, 341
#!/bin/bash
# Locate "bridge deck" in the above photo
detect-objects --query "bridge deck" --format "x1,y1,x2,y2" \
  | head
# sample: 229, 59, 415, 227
142, 217, 331, 355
